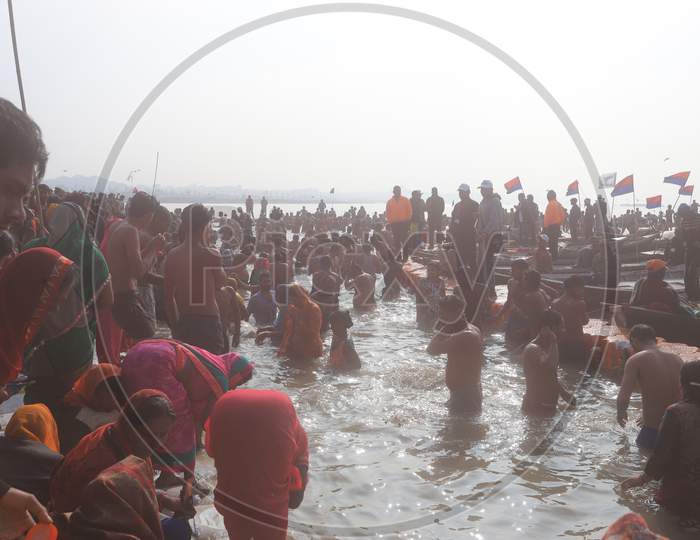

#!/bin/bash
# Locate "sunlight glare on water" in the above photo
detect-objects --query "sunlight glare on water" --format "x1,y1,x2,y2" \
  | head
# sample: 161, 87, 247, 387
192, 275, 694, 539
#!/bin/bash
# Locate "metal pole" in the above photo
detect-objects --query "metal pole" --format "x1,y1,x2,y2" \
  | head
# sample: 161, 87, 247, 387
7, 0, 26, 112
8, 0, 44, 231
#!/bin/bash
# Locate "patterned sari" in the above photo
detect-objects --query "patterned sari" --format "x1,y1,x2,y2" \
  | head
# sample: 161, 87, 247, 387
24, 203, 111, 387
121, 339, 253, 473
64, 456, 164, 540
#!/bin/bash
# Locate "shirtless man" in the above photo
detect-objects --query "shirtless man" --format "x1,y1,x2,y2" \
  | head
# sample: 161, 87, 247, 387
617, 324, 683, 450
521, 310, 576, 415
271, 247, 292, 287
344, 262, 376, 310
311, 255, 342, 331
164, 203, 226, 354
357, 243, 383, 276
520, 270, 551, 343
427, 295, 484, 413
503, 259, 530, 349
106, 192, 165, 341
415, 262, 446, 331
552, 275, 589, 364
137, 204, 171, 322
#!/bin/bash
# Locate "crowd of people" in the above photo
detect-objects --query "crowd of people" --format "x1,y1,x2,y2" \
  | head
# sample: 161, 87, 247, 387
0, 95, 698, 539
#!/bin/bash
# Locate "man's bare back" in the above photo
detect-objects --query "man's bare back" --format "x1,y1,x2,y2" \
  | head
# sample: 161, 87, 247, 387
427, 317, 483, 412
617, 347, 682, 429
164, 242, 224, 321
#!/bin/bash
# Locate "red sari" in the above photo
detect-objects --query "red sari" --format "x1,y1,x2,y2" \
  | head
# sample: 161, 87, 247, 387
207, 389, 309, 540
49, 389, 168, 513
0, 248, 73, 385
64, 456, 164, 540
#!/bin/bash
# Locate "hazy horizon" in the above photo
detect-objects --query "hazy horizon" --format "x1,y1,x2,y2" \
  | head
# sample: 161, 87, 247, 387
2, 1, 699, 209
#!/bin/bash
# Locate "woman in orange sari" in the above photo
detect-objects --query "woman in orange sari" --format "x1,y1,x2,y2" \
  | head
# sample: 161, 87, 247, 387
0, 404, 62, 504
278, 284, 323, 360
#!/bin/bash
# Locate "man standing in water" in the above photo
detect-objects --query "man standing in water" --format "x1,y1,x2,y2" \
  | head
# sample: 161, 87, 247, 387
522, 310, 576, 415
427, 295, 484, 413
617, 324, 683, 450
107, 191, 165, 342
426, 187, 445, 249
552, 275, 589, 364
450, 183, 479, 274
385, 185, 412, 261
164, 203, 227, 353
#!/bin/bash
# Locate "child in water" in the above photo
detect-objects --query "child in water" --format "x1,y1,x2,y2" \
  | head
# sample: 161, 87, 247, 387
329, 310, 361, 370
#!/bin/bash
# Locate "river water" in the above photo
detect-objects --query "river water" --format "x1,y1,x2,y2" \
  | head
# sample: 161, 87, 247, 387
190, 274, 694, 540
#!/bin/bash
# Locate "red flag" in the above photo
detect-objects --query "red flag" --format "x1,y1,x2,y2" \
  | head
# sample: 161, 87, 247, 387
664, 171, 691, 186
611, 175, 634, 197
565, 180, 579, 196
646, 195, 662, 209
679, 184, 694, 196
504, 176, 523, 194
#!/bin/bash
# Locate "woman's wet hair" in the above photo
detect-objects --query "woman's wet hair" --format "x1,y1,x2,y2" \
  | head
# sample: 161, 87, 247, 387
680, 360, 700, 405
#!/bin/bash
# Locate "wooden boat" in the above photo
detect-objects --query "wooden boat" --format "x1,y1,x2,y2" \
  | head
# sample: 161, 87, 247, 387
619, 305, 700, 347
494, 271, 633, 312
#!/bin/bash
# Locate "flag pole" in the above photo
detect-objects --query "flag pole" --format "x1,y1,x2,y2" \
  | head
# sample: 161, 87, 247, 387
672, 193, 681, 211
7, 0, 44, 231
151, 151, 159, 197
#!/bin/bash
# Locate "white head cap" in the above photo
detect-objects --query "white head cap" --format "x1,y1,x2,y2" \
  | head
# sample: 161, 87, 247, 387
480, 179, 494, 189
458, 183, 470, 193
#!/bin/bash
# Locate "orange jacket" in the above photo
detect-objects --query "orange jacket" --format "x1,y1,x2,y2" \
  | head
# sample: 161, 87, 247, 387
543, 200, 566, 228
386, 196, 412, 224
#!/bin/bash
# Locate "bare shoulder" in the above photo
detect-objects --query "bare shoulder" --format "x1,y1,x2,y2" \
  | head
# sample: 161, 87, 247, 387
522, 342, 541, 360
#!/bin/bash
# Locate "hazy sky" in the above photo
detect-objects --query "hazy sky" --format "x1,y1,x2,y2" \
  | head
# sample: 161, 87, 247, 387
2, 1, 699, 207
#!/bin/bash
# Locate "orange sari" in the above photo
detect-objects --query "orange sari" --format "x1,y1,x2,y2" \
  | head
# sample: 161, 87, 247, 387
278, 285, 323, 359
